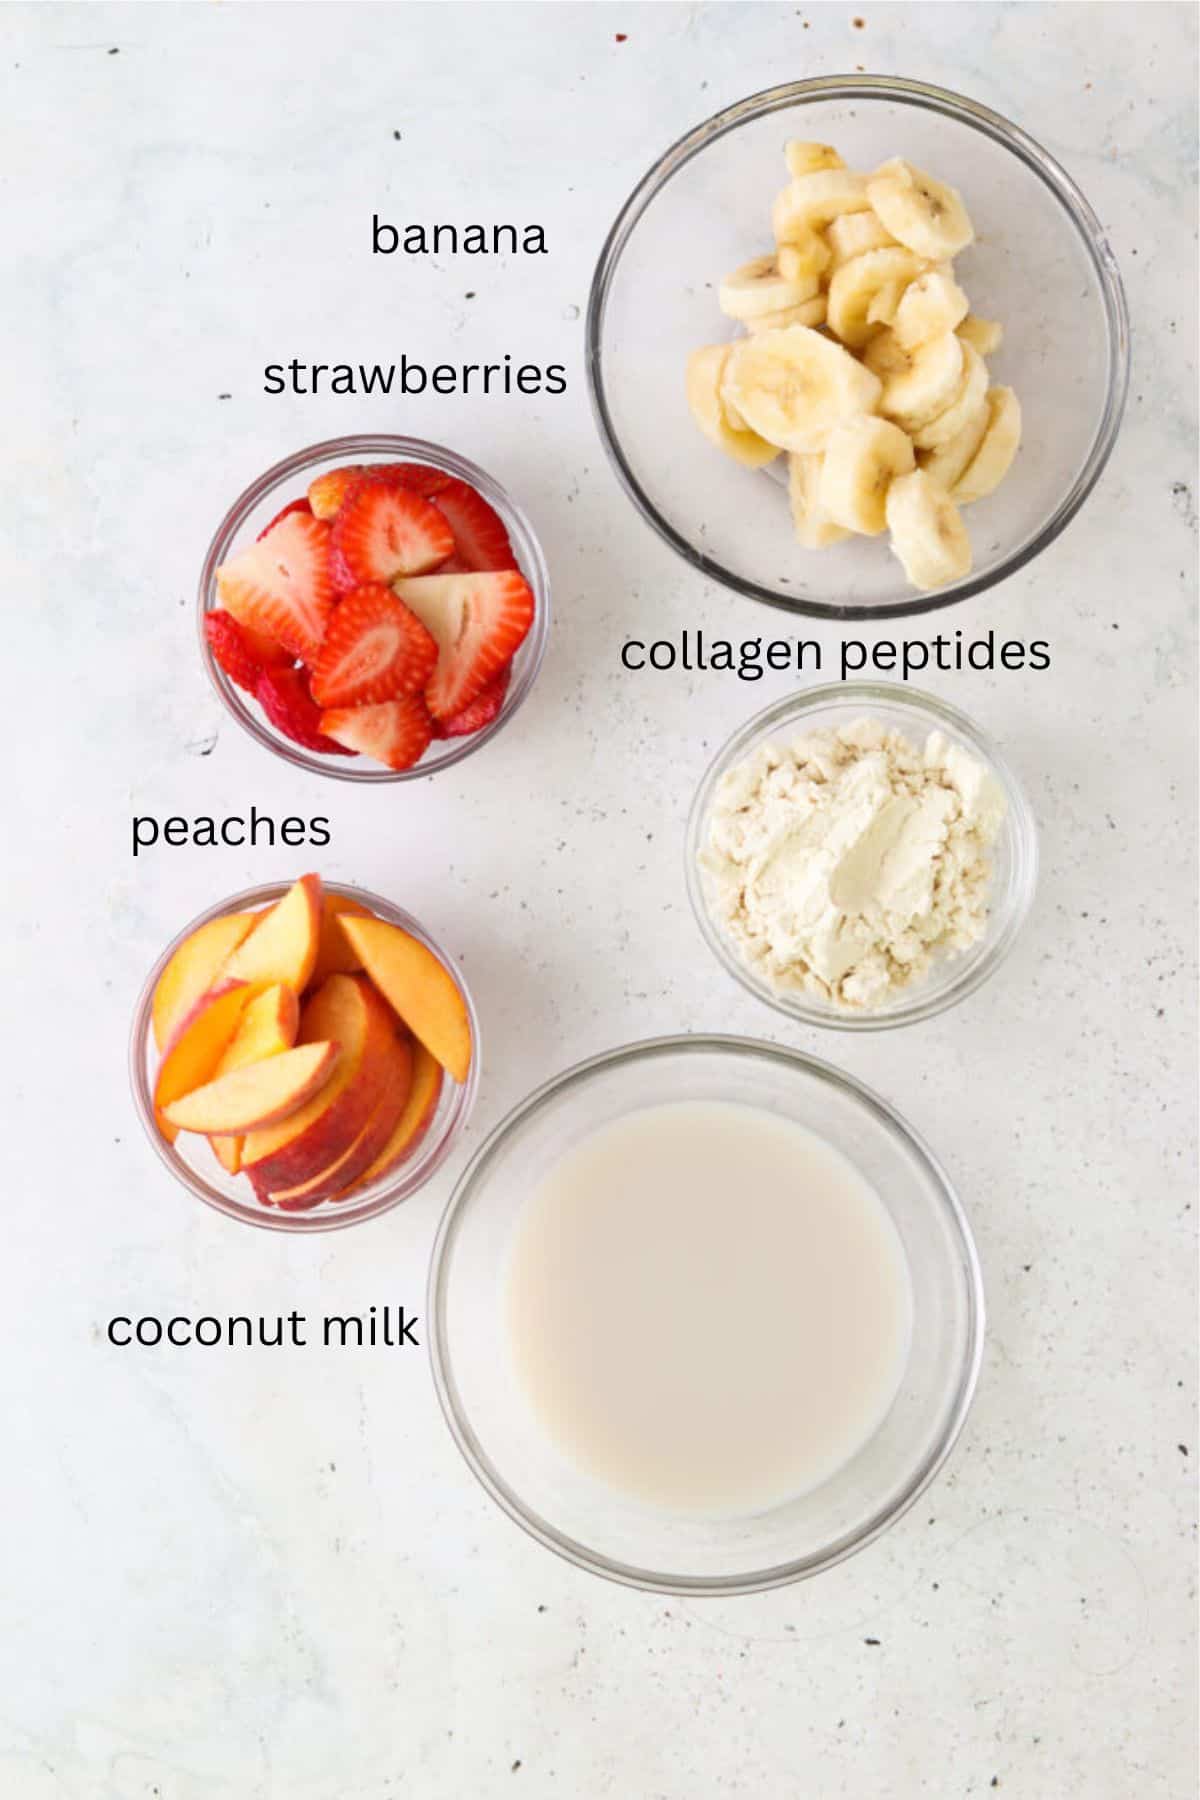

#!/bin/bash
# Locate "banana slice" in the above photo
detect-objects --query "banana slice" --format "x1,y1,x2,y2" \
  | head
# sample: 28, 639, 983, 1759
918, 401, 990, 490
862, 328, 912, 378
777, 233, 832, 285
953, 387, 1022, 503
867, 158, 974, 261
719, 254, 820, 321
957, 314, 1004, 357
826, 211, 899, 269
865, 276, 911, 329
911, 342, 988, 450
826, 247, 926, 348
722, 325, 882, 453
784, 140, 845, 178
773, 170, 871, 245
686, 344, 780, 468
880, 331, 964, 431
744, 294, 827, 333
892, 265, 970, 350
788, 452, 851, 549
819, 415, 916, 535
885, 469, 973, 590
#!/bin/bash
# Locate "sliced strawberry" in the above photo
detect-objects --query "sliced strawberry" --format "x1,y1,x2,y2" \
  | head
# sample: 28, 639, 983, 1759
433, 663, 512, 739
240, 620, 293, 669
329, 474, 455, 587
309, 584, 438, 708
430, 476, 518, 572
319, 694, 434, 771
393, 571, 534, 721
308, 465, 364, 521
257, 667, 356, 756
257, 496, 313, 540
204, 609, 269, 695
308, 461, 450, 521
216, 512, 335, 663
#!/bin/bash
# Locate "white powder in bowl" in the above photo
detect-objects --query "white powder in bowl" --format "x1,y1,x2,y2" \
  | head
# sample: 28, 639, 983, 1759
701, 717, 1007, 1010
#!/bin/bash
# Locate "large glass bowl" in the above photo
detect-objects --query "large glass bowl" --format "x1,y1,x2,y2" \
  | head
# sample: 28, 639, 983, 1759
587, 75, 1129, 619
198, 436, 551, 780
686, 682, 1037, 1030
429, 1035, 984, 1594
130, 881, 479, 1231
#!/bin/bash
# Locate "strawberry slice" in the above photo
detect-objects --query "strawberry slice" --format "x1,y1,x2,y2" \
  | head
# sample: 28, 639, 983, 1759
204, 609, 273, 695
430, 476, 518, 572
393, 571, 534, 721
329, 473, 455, 587
216, 512, 334, 663
433, 663, 512, 739
308, 461, 451, 521
309, 584, 438, 708
257, 667, 356, 756
257, 496, 313, 539
319, 694, 434, 770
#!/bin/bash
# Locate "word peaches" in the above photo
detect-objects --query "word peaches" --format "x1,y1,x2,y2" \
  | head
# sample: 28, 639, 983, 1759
205, 462, 535, 770
150, 875, 469, 1210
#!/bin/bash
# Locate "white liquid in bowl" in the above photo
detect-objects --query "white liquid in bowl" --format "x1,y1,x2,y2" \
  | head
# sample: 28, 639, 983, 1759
506, 1100, 913, 1515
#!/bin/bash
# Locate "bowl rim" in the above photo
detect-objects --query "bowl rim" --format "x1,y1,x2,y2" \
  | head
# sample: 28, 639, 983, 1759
198, 434, 552, 782
684, 679, 1039, 1030
586, 73, 1131, 621
428, 1031, 986, 1595
129, 879, 480, 1231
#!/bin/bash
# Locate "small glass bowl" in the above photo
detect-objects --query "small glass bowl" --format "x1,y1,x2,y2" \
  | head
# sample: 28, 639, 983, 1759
587, 75, 1129, 619
130, 881, 479, 1231
686, 682, 1037, 1030
198, 435, 551, 781
429, 1034, 984, 1594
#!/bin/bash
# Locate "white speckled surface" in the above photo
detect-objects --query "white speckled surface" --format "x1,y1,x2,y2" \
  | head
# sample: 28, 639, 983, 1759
3, 3, 1196, 1795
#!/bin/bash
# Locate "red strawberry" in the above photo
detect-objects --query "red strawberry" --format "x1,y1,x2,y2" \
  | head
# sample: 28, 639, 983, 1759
385, 462, 453, 500
216, 512, 335, 663
393, 571, 534, 721
204, 609, 267, 694
319, 694, 434, 771
308, 461, 450, 521
329, 473, 455, 586
309, 584, 438, 708
433, 663, 512, 738
257, 667, 356, 756
307, 465, 364, 521
257, 496, 313, 539
430, 476, 518, 572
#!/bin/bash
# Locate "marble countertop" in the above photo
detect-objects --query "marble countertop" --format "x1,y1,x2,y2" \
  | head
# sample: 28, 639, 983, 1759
3, 3, 1195, 1796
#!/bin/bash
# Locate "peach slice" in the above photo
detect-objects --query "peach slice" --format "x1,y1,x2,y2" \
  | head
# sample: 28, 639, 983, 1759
153, 979, 250, 1142
223, 873, 323, 995
308, 894, 373, 987
268, 1034, 414, 1209
162, 1041, 340, 1134
241, 972, 395, 1191
208, 982, 300, 1175
333, 1040, 443, 1200
338, 914, 471, 1083
151, 912, 257, 1051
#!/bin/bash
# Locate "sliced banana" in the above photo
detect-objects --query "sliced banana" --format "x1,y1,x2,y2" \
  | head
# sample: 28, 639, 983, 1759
918, 400, 990, 490
826, 210, 899, 269
722, 325, 882, 453
865, 275, 911, 328
773, 170, 871, 245
885, 469, 973, 590
686, 344, 780, 468
867, 158, 974, 261
861, 328, 912, 378
784, 140, 845, 178
957, 314, 1004, 356
826, 247, 926, 349
911, 342, 988, 450
880, 331, 964, 431
953, 387, 1022, 503
744, 294, 827, 333
819, 415, 916, 535
892, 265, 970, 350
777, 233, 832, 285
719, 254, 819, 321
788, 452, 851, 549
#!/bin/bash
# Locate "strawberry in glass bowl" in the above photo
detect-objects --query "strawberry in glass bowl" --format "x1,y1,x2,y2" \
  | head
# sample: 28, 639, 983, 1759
198, 438, 550, 779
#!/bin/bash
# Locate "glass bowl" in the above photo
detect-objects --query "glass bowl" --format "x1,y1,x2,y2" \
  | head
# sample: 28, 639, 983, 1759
686, 682, 1037, 1030
198, 435, 551, 780
130, 881, 479, 1231
429, 1034, 984, 1594
587, 75, 1129, 619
